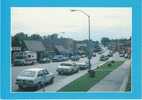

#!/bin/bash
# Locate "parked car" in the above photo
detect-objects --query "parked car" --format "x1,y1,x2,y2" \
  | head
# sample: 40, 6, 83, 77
100, 55, 109, 61
92, 53, 96, 57
119, 53, 125, 57
62, 56, 69, 61
70, 55, 80, 61
124, 53, 129, 58
16, 68, 55, 89
76, 62, 89, 70
107, 52, 113, 57
56, 63, 79, 75
98, 50, 104, 54
38, 58, 50, 63
52, 55, 65, 62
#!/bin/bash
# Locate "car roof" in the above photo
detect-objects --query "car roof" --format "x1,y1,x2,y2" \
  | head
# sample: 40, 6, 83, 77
76, 62, 86, 64
23, 67, 47, 72
61, 62, 74, 65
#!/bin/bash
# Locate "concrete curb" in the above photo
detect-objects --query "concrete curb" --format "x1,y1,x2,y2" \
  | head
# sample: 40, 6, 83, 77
119, 75, 129, 91
119, 68, 130, 91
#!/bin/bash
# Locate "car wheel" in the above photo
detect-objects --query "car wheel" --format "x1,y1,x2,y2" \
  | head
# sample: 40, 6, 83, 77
37, 82, 42, 89
18, 85, 24, 89
58, 72, 62, 75
76, 69, 79, 73
49, 77, 54, 84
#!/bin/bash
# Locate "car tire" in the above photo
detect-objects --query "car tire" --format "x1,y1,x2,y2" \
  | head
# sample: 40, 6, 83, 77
58, 72, 62, 75
49, 77, 54, 84
37, 82, 42, 89
18, 85, 24, 89
76, 69, 79, 73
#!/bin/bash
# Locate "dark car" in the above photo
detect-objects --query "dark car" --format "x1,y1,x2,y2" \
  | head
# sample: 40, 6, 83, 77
119, 53, 125, 57
70, 55, 80, 61
38, 58, 50, 63
100, 55, 109, 61
76, 62, 89, 70
52, 55, 65, 62
107, 53, 113, 57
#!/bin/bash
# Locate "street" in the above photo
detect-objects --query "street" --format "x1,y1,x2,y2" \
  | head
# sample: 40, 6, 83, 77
12, 49, 125, 92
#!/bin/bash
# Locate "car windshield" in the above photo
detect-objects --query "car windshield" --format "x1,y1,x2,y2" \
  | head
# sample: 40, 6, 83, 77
16, 56, 25, 59
61, 63, 73, 66
20, 71, 36, 77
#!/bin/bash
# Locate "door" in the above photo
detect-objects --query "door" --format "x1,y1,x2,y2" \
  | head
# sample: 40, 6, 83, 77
43, 69, 51, 83
37, 70, 45, 85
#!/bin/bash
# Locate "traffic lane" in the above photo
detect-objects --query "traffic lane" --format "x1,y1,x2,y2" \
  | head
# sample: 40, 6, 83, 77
38, 54, 121, 92
12, 52, 121, 91
12, 57, 89, 91
12, 56, 101, 91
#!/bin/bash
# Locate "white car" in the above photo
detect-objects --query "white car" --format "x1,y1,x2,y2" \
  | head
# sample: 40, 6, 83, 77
16, 68, 55, 89
56, 63, 79, 75
76, 62, 89, 70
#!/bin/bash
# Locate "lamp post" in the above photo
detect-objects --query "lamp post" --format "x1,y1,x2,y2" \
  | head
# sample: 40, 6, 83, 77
70, 10, 92, 71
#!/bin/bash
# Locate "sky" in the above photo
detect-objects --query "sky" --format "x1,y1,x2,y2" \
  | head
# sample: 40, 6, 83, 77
11, 7, 132, 41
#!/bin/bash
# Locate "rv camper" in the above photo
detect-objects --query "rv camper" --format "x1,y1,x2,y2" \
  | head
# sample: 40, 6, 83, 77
14, 51, 37, 66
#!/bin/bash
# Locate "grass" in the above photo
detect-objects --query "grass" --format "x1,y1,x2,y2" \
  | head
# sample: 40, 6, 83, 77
58, 61, 124, 92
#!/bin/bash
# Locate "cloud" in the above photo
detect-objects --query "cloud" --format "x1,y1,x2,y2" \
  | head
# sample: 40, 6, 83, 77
11, 7, 132, 40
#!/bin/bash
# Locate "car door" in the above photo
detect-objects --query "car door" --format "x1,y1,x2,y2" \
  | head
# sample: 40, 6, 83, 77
43, 69, 52, 83
38, 70, 47, 85
37, 70, 45, 85
73, 64, 78, 72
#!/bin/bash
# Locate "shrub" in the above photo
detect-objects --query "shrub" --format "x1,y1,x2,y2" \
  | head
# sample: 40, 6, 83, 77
111, 60, 115, 63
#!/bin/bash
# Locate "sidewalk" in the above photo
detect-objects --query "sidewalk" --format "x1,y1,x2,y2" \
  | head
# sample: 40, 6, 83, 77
89, 60, 130, 91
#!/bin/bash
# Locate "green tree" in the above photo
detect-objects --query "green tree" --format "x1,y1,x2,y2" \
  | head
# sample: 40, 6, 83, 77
101, 37, 110, 47
30, 34, 42, 40
12, 32, 28, 47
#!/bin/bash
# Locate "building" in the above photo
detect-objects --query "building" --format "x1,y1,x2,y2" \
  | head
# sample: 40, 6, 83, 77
55, 45, 73, 56
23, 40, 46, 60
12, 46, 22, 64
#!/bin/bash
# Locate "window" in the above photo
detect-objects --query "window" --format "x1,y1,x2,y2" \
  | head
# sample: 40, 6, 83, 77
43, 69, 49, 75
37, 71, 43, 77
20, 71, 36, 77
28, 55, 31, 58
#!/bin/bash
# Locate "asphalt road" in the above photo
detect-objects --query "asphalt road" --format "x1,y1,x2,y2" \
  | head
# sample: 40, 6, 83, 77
12, 50, 124, 92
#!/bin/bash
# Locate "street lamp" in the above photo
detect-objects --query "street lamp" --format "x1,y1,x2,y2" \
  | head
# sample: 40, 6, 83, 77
70, 10, 92, 71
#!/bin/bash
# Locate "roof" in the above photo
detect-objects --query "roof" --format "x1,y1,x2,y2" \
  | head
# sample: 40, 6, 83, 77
55, 45, 72, 54
24, 67, 46, 72
23, 40, 46, 52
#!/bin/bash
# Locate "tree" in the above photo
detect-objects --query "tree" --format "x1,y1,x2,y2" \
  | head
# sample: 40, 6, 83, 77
12, 32, 28, 47
101, 37, 110, 47
14, 32, 28, 40
30, 34, 42, 40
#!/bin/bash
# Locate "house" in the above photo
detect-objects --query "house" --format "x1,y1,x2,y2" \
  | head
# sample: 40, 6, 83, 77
23, 40, 46, 60
55, 45, 73, 56
11, 46, 22, 64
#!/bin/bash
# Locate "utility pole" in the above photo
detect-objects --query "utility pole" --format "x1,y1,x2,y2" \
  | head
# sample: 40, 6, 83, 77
70, 10, 93, 73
